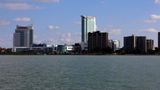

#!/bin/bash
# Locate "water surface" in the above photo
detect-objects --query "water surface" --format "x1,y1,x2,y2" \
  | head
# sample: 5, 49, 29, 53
0, 56, 160, 90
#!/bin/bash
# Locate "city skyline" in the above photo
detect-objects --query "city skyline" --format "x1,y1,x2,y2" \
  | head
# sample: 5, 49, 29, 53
0, 0, 160, 48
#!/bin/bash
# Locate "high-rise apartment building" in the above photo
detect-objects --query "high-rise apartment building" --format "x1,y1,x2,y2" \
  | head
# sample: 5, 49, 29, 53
124, 35, 136, 52
13, 25, 33, 49
136, 36, 147, 53
124, 35, 147, 53
88, 31, 108, 52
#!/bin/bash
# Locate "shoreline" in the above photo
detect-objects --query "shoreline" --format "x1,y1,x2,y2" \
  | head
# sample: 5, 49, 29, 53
0, 54, 160, 56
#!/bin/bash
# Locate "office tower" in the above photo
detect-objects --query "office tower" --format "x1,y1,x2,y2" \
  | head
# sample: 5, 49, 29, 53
136, 36, 147, 53
158, 32, 160, 49
81, 15, 96, 50
88, 31, 108, 52
13, 25, 33, 48
146, 39, 154, 51
124, 35, 136, 52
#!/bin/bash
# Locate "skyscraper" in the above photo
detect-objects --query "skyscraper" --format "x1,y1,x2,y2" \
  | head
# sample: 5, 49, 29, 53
88, 31, 108, 52
81, 15, 96, 50
136, 36, 147, 53
13, 25, 33, 48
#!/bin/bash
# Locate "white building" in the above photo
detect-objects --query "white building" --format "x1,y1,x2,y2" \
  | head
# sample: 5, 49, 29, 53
109, 40, 120, 51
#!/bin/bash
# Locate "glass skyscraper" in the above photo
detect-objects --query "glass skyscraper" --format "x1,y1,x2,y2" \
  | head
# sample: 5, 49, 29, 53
13, 25, 33, 48
81, 15, 96, 44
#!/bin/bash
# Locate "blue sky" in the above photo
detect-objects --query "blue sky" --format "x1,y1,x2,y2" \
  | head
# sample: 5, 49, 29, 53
0, 0, 160, 48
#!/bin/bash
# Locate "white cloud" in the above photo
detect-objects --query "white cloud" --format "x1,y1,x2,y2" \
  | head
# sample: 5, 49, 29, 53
33, 0, 60, 3
108, 28, 121, 35
52, 32, 78, 45
142, 28, 158, 33
0, 20, 10, 26
144, 19, 156, 23
144, 14, 160, 23
0, 2, 43, 10
103, 26, 121, 35
59, 33, 72, 44
48, 25, 60, 30
35, 32, 81, 45
155, 0, 160, 4
65, 33, 72, 44
151, 14, 160, 20
14, 17, 32, 22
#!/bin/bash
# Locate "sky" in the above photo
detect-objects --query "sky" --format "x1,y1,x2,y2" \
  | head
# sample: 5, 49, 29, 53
0, 0, 160, 48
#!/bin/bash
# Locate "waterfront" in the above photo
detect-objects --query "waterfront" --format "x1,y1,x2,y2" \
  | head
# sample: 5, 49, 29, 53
0, 56, 160, 90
